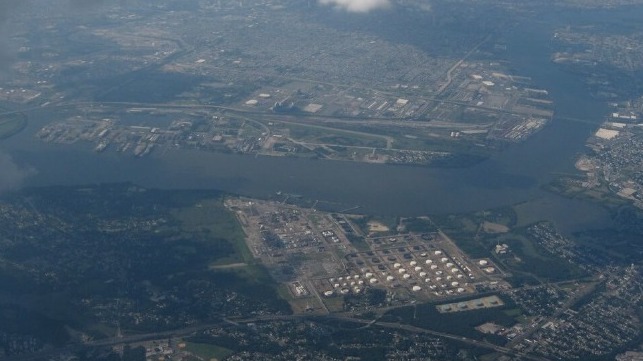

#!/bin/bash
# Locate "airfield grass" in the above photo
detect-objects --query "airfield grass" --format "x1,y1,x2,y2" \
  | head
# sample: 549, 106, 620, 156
285, 122, 388, 149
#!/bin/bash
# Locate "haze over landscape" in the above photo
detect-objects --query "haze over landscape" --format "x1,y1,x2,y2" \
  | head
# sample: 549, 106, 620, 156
0, 0, 642, 360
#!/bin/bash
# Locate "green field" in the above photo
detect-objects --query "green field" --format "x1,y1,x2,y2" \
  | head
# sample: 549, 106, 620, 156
402, 217, 438, 233
346, 233, 370, 252
185, 342, 233, 360
284, 122, 388, 149
492, 231, 585, 282
173, 198, 253, 266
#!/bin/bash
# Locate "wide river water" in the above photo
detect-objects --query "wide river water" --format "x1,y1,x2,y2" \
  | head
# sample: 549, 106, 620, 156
3, 5, 641, 234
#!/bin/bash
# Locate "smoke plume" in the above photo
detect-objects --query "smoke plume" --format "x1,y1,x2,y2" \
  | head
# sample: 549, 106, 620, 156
319, 0, 391, 12
0, 152, 35, 192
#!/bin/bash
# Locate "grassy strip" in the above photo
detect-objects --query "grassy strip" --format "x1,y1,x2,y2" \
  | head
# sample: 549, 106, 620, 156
185, 341, 234, 360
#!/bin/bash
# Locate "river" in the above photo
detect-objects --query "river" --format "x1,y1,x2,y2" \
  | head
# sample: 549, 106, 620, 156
3, 5, 640, 234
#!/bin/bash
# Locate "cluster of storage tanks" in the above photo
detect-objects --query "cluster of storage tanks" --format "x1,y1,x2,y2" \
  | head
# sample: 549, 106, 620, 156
324, 273, 379, 297
324, 249, 473, 297
478, 259, 496, 274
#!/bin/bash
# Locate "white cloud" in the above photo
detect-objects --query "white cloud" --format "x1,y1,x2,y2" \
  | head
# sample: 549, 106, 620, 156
319, 0, 391, 13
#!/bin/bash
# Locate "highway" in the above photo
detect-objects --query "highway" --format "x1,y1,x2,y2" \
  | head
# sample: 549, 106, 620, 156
4, 310, 553, 361
436, 34, 493, 96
